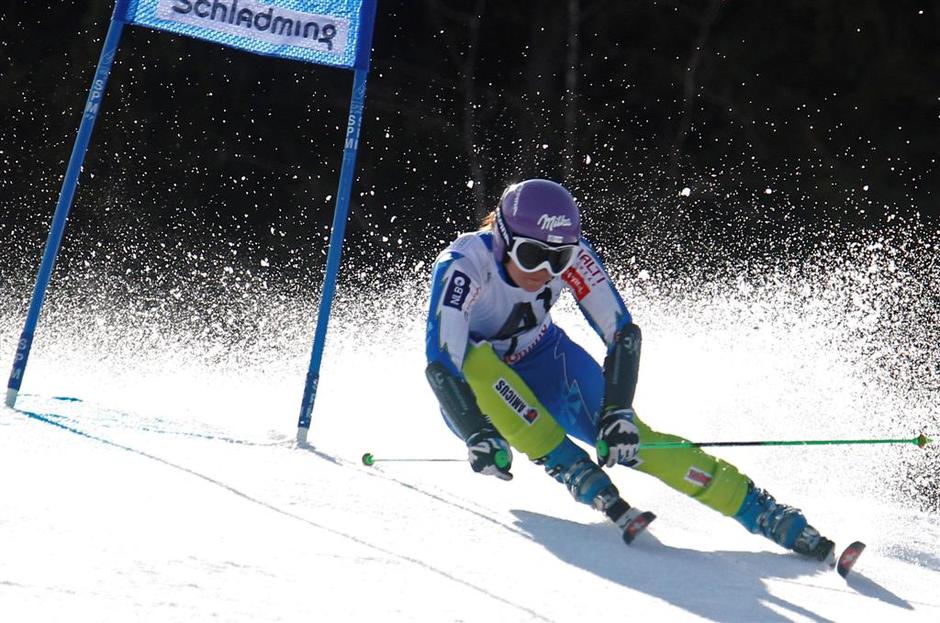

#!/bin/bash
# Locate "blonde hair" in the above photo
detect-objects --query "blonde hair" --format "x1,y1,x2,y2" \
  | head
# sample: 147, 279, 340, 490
479, 209, 497, 231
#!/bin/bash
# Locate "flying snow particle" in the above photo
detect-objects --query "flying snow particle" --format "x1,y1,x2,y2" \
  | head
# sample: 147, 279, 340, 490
680, 187, 691, 197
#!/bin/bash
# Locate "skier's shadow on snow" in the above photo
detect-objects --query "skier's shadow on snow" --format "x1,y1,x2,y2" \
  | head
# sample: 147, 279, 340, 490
511, 510, 911, 622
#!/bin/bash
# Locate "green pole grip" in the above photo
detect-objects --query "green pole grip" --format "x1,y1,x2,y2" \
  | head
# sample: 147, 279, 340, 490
494, 449, 510, 469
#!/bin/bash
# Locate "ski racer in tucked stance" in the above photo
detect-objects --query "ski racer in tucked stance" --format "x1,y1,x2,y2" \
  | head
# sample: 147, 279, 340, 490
425, 178, 835, 558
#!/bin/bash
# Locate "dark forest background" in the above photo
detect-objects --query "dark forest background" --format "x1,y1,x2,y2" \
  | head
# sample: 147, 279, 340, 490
0, 0, 937, 287
1, 2, 938, 511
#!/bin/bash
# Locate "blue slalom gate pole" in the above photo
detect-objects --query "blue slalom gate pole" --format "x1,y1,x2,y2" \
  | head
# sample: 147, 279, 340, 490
296, 0, 378, 445
5, 2, 129, 408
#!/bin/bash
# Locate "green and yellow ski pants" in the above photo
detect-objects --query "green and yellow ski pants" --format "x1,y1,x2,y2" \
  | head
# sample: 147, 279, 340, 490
461, 332, 750, 517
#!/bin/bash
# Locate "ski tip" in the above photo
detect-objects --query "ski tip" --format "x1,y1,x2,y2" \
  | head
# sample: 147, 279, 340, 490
622, 511, 656, 545
837, 541, 866, 578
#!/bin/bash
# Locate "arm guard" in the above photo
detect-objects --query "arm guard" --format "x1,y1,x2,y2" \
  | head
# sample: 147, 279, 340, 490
602, 323, 641, 410
425, 360, 488, 441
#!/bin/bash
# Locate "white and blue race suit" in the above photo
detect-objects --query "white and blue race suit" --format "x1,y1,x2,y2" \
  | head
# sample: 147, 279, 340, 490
425, 230, 631, 444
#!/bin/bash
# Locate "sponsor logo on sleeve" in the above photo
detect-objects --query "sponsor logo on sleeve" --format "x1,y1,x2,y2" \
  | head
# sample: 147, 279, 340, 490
493, 378, 539, 424
577, 250, 608, 286
684, 467, 713, 488
562, 266, 590, 300
443, 269, 472, 310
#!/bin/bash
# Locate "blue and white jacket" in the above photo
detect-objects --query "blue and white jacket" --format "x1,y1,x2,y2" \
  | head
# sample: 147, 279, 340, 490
425, 230, 632, 378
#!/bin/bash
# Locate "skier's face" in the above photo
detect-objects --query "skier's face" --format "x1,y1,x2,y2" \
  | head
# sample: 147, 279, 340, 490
505, 258, 552, 292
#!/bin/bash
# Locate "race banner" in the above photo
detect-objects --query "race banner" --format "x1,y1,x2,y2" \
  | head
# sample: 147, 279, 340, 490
6, 0, 378, 439
123, 0, 366, 68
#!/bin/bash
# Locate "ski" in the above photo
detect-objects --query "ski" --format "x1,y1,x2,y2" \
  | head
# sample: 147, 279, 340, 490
621, 510, 657, 545
599, 495, 656, 545
836, 541, 866, 578
794, 533, 864, 577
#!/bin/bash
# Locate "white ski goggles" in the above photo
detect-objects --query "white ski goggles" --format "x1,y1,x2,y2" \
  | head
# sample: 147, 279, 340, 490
506, 236, 578, 275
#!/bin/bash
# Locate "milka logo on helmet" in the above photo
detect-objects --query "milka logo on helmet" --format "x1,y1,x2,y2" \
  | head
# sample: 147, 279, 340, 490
493, 379, 539, 424
158, 0, 349, 54
537, 214, 573, 232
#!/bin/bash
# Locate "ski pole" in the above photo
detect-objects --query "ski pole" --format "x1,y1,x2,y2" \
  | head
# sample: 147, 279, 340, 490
598, 433, 932, 457
365, 435, 932, 466
361, 451, 510, 467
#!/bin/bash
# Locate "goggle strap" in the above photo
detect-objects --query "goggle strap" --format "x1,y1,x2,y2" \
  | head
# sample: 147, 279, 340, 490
495, 206, 513, 247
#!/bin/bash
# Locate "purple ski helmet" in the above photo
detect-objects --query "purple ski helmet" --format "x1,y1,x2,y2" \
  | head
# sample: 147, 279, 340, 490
492, 179, 581, 261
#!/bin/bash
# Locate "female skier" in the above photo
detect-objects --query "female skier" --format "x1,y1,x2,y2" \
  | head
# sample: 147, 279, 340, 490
424, 178, 835, 560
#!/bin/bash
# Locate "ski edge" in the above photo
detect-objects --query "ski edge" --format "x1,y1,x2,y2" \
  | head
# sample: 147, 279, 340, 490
836, 540, 866, 578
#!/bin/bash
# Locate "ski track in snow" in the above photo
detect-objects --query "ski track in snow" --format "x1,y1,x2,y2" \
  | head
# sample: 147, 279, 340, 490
2, 250, 939, 621
2, 387, 938, 622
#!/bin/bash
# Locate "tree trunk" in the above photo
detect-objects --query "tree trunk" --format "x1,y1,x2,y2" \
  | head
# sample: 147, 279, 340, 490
563, 0, 581, 184
423, 0, 488, 222
669, 0, 722, 180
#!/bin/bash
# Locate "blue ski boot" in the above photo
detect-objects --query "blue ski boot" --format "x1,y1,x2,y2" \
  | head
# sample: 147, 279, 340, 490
537, 437, 655, 544
734, 481, 835, 563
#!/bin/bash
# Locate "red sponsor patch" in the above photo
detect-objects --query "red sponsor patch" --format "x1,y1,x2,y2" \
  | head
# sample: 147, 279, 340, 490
562, 266, 591, 301
684, 467, 712, 488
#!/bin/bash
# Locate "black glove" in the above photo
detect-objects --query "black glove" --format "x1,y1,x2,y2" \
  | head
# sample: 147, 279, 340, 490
466, 425, 513, 480
596, 407, 640, 467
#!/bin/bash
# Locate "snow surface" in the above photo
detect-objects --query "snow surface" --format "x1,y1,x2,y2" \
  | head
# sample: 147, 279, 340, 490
1, 269, 939, 622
